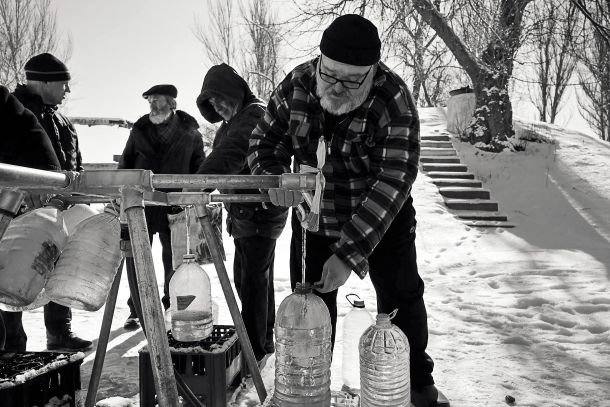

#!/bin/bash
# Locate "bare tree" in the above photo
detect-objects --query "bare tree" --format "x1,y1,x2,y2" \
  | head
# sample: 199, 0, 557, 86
0, 0, 71, 89
524, 1, 580, 123
241, 0, 282, 100
575, 0, 610, 142
386, 0, 457, 106
193, 0, 239, 66
410, 0, 532, 151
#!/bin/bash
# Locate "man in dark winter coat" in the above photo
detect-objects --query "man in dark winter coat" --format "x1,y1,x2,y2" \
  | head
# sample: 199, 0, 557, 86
0, 84, 61, 351
0, 85, 60, 171
248, 15, 449, 407
196, 64, 287, 363
1, 53, 91, 352
119, 84, 205, 329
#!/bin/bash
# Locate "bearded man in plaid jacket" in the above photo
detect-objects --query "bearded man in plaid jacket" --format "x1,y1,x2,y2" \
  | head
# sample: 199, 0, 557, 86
248, 14, 449, 407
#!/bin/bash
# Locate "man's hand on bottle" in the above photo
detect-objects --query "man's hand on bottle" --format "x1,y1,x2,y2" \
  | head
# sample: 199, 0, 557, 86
267, 188, 303, 207
314, 254, 352, 293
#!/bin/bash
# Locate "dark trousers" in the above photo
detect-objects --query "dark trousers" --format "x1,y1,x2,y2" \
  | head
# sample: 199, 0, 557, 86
233, 236, 277, 361
127, 230, 174, 314
0, 301, 72, 351
289, 206, 435, 389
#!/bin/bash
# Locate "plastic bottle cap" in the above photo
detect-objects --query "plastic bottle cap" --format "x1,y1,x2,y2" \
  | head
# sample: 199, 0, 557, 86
376, 313, 392, 327
353, 300, 365, 308
182, 253, 196, 262
294, 282, 312, 294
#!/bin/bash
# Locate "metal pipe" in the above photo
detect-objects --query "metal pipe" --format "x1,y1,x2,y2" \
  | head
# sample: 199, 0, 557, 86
0, 163, 70, 189
152, 173, 317, 190
122, 187, 180, 406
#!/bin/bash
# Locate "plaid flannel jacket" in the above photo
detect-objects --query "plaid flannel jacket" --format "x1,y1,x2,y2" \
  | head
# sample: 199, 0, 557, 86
247, 57, 420, 278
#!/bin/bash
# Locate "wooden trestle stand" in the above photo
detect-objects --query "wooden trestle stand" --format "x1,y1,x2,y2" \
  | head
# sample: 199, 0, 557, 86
0, 163, 318, 407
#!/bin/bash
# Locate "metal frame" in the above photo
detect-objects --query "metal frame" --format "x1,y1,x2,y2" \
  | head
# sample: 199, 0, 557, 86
0, 163, 318, 406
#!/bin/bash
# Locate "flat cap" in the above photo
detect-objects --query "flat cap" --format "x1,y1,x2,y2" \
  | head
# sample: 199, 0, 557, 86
142, 84, 177, 99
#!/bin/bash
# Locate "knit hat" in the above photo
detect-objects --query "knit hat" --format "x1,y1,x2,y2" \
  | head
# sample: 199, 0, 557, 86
24, 53, 71, 82
320, 14, 381, 66
142, 84, 178, 99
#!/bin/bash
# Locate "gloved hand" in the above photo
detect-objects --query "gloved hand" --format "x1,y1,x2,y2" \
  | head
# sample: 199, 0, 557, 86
267, 188, 303, 207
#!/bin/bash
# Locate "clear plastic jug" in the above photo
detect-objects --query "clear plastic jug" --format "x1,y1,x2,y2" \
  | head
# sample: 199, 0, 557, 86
342, 294, 374, 391
0, 208, 67, 307
61, 204, 99, 234
169, 254, 213, 341
47, 210, 121, 311
359, 312, 410, 406
273, 282, 332, 407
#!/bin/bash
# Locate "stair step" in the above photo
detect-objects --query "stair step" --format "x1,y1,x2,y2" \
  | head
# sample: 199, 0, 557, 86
431, 178, 482, 188
463, 220, 515, 228
445, 199, 499, 211
421, 140, 453, 148
421, 148, 456, 156
421, 134, 451, 141
452, 210, 508, 221
422, 163, 468, 172
438, 187, 490, 199
427, 171, 475, 179
420, 156, 461, 164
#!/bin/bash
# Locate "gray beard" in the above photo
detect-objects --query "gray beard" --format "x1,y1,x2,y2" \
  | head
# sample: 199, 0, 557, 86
149, 110, 172, 124
316, 79, 373, 115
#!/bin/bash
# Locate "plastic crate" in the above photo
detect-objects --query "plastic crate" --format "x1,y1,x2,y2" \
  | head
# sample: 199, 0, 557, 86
139, 325, 241, 407
0, 351, 84, 407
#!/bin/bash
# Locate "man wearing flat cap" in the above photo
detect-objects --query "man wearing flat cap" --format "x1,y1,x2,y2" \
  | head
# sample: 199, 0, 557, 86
2, 53, 91, 353
248, 14, 449, 406
118, 84, 205, 329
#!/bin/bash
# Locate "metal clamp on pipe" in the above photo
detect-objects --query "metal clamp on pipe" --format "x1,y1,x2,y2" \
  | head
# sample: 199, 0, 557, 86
0, 189, 26, 240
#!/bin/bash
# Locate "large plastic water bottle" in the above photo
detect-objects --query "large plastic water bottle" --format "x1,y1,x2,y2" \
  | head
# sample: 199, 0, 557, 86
0, 207, 67, 308
47, 210, 122, 311
342, 294, 374, 391
360, 312, 410, 406
169, 254, 213, 341
273, 282, 332, 407
61, 204, 99, 234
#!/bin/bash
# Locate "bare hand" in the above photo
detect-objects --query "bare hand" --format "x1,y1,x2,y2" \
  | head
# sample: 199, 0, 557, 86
314, 254, 352, 293
267, 188, 303, 207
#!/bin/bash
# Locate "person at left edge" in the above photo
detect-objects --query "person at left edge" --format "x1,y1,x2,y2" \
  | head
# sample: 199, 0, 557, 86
2, 52, 91, 352
118, 84, 205, 330
0, 83, 61, 351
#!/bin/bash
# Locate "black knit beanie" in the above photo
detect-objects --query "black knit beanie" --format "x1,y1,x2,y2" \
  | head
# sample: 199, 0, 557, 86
24, 53, 71, 82
320, 14, 381, 66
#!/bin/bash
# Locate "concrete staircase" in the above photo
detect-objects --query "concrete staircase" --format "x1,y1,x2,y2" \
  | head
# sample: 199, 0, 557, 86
419, 131, 514, 228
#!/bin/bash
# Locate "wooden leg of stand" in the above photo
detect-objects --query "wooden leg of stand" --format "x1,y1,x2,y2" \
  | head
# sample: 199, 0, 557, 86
84, 259, 124, 407
195, 204, 267, 404
122, 188, 179, 407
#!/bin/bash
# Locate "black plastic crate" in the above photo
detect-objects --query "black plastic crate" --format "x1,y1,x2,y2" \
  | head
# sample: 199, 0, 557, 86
139, 325, 241, 407
0, 351, 83, 407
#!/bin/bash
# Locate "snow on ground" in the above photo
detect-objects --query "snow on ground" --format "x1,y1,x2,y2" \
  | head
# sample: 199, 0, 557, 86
15, 108, 610, 406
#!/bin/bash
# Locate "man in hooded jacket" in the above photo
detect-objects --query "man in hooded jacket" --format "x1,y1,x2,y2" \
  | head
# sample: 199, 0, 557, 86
119, 84, 205, 329
195, 64, 287, 363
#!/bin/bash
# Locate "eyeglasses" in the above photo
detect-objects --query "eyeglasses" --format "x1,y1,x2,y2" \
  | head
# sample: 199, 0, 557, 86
318, 57, 373, 90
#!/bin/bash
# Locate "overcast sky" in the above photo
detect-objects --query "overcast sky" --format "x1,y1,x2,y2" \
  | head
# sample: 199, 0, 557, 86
57, 0, 215, 121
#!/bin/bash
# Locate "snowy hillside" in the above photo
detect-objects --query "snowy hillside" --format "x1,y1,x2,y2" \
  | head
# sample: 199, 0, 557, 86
16, 107, 610, 407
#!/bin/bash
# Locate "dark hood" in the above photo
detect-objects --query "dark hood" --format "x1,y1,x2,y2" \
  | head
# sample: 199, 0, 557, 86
196, 63, 257, 124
